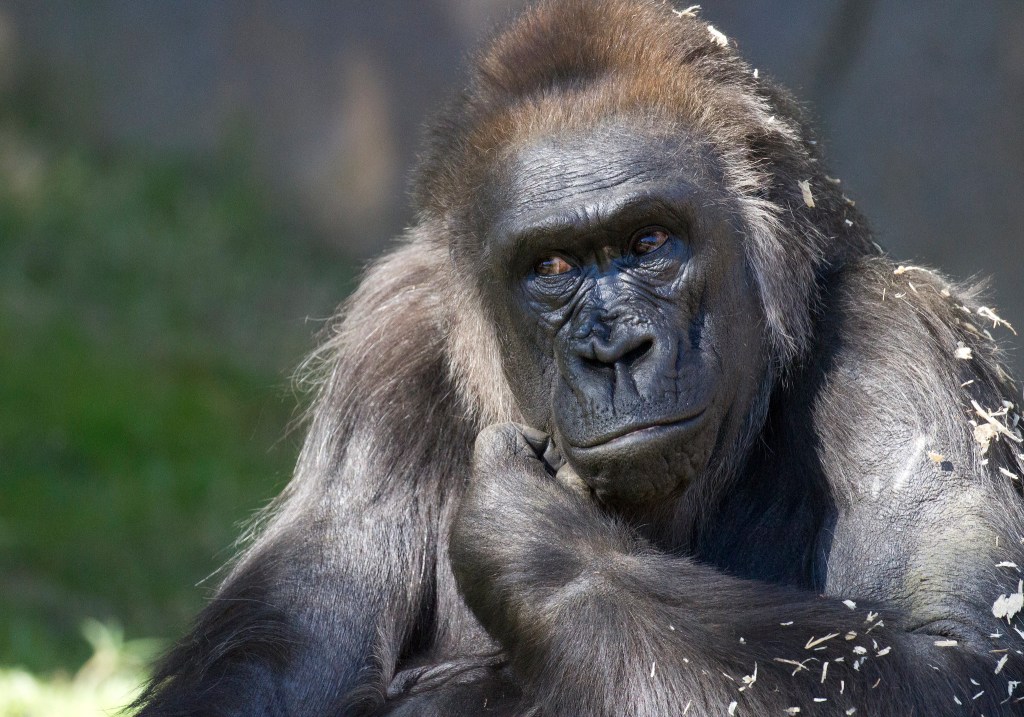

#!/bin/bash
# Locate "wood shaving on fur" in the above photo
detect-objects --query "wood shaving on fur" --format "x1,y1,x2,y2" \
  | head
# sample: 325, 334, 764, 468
978, 306, 1017, 335
706, 24, 728, 46
992, 581, 1024, 622
798, 179, 815, 208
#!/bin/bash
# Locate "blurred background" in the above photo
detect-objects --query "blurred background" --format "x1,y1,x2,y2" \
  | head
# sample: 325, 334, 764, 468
0, 1, 1021, 714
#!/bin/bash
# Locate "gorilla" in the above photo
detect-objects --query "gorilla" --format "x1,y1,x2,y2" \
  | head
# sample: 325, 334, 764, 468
135, 1, 1024, 715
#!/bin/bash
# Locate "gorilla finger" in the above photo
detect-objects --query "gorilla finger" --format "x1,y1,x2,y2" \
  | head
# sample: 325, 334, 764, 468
473, 423, 550, 475
517, 424, 551, 457
555, 463, 592, 498
542, 440, 566, 474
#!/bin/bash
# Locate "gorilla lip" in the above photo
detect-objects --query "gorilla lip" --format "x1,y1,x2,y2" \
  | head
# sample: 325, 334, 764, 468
574, 408, 707, 450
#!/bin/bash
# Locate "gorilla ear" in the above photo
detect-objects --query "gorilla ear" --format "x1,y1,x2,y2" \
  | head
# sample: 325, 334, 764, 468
441, 264, 522, 428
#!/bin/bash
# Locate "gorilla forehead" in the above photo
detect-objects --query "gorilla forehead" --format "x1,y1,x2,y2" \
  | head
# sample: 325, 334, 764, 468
488, 123, 717, 250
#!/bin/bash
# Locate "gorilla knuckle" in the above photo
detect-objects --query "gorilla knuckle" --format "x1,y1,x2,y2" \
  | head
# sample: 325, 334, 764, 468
472, 422, 520, 467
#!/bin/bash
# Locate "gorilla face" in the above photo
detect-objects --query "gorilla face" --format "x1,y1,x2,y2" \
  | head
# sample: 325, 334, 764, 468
481, 124, 768, 505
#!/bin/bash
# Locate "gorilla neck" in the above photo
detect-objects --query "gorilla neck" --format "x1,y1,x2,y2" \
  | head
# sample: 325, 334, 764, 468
626, 368, 779, 552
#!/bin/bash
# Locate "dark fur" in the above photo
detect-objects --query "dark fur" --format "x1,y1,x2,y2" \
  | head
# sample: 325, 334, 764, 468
135, 1, 1024, 715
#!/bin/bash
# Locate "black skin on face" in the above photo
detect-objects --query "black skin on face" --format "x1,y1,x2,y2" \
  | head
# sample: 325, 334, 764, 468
484, 126, 767, 506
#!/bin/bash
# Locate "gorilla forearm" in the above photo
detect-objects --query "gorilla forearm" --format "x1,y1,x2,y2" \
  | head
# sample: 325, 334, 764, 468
451, 424, 1017, 716
138, 506, 434, 716
509, 553, 1002, 715
137, 246, 470, 716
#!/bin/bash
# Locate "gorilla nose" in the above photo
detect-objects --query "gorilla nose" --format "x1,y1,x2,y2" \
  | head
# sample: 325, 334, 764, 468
580, 333, 654, 370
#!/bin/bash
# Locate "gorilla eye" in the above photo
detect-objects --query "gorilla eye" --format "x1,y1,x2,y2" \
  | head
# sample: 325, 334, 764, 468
534, 256, 575, 276
629, 228, 670, 256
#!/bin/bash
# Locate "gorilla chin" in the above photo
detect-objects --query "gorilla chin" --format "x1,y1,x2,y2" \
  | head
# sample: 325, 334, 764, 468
560, 406, 714, 505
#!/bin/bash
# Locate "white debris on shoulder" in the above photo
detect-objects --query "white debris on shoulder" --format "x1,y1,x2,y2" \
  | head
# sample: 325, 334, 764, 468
893, 264, 938, 277
673, 5, 701, 18
739, 663, 758, 692
978, 306, 1017, 335
798, 179, 815, 208
707, 24, 729, 47
992, 580, 1024, 622
842, 599, 857, 610
928, 451, 946, 463
728, 700, 737, 715
934, 639, 959, 647
974, 422, 999, 454
806, 633, 839, 649
753, 68, 759, 79
972, 400, 1023, 448
999, 467, 1020, 481
775, 658, 815, 676
955, 342, 973, 360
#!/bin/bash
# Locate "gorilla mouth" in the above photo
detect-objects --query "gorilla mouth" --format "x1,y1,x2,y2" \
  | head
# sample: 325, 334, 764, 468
574, 408, 707, 450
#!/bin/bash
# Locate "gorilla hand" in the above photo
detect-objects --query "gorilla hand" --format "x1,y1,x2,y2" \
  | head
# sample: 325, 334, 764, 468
449, 423, 622, 651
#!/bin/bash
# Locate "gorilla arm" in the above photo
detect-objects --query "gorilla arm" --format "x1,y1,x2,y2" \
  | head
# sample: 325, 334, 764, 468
451, 423, 1020, 717
136, 243, 472, 717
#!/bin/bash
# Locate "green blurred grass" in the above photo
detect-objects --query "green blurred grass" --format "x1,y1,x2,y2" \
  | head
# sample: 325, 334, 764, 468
0, 110, 356, 677
0, 621, 156, 717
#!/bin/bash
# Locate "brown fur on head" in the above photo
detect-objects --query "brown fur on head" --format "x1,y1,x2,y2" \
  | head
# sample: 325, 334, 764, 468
418, 0, 876, 426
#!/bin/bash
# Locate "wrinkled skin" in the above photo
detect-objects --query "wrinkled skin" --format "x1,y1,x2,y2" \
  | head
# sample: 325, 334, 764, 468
481, 127, 767, 506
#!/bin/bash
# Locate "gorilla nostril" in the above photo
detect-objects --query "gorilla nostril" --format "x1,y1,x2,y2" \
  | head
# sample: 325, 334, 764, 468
581, 337, 653, 369
621, 339, 653, 366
